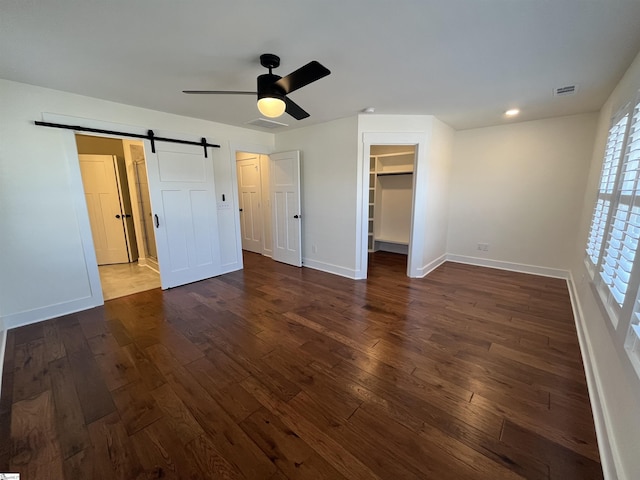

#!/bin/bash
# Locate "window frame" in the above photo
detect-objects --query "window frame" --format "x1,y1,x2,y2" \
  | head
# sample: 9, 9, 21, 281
585, 90, 640, 376
586, 104, 633, 327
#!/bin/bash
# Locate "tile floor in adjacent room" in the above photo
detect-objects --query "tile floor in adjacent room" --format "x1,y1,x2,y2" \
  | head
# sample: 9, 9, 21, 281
98, 262, 161, 300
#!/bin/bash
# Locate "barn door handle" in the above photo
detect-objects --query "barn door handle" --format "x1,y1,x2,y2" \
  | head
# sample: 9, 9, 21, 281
154, 214, 159, 228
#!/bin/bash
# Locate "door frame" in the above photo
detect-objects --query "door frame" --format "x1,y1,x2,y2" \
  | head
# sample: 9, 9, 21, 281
357, 132, 429, 279
229, 142, 274, 268
122, 139, 155, 269
236, 154, 265, 254
47, 113, 167, 307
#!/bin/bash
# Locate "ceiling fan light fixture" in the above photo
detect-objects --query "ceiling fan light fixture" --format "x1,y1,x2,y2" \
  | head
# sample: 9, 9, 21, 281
257, 96, 286, 118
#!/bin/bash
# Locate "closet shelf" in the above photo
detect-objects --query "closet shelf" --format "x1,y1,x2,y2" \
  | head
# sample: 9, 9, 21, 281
374, 237, 409, 246
369, 149, 415, 253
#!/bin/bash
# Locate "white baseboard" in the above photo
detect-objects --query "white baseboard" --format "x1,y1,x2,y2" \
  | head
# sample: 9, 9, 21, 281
375, 241, 409, 255
2, 296, 101, 331
566, 274, 620, 480
217, 263, 243, 276
445, 254, 570, 279
304, 253, 569, 281
142, 262, 160, 274
302, 258, 357, 279
415, 254, 447, 278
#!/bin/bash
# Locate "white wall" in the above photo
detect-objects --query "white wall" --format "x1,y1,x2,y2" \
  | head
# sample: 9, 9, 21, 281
0, 79, 274, 328
447, 113, 598, 275
376, 174, 413, 243
422, 117, 454, 274
275, 116, 359, 277
259, 154, 272, 255
570, 50, 640, 480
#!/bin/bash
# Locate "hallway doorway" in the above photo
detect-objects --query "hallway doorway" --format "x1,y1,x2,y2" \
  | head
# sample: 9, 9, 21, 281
75, 134, 160, 299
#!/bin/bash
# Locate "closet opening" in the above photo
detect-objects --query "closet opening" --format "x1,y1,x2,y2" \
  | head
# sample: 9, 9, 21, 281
367, 144, 416, 273
75, 134, 161, 300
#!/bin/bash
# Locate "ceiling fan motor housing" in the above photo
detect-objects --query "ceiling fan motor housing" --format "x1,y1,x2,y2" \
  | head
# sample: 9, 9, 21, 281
257, 73, 285, 101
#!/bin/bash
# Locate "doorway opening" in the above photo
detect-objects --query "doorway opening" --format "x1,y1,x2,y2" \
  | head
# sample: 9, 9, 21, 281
236, 151, 273, 258
234, 149, 303, 268
367, 144, 416, 274
75, 134, 160, 300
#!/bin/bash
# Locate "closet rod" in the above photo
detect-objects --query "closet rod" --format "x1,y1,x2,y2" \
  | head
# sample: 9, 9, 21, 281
377, 171, 413, 176
34, 121, 220, 158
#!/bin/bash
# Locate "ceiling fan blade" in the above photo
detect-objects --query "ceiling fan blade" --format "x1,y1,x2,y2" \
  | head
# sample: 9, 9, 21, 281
274, 61, 331, 94
182, 90, 256, 95
284, 97, 310, 120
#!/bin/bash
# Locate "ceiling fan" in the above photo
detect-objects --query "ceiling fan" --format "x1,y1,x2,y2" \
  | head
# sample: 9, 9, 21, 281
183, 53, 331, 120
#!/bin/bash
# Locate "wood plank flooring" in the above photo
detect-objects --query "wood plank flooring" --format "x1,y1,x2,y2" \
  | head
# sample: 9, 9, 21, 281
0, 251, 602, 479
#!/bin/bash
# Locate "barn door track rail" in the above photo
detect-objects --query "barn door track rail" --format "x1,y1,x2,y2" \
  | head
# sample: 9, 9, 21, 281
34, 121, 220, 158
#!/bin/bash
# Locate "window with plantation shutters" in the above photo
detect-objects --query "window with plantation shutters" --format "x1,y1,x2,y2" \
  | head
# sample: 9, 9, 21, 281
586, 90, 640, 377
586, 114, 628, 266
600, 100, 640, 308
599, 202, 640, 306
623, 98, 640, 375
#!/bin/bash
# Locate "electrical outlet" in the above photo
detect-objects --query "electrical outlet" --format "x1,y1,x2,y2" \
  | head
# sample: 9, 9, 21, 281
312, 244, 318, 254
477, 243, 489, 252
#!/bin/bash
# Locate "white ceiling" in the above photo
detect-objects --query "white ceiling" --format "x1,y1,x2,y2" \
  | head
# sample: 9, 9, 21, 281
2, 0, 640, 132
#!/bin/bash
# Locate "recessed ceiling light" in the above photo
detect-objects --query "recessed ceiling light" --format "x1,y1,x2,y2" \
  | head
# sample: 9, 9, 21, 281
505, 108, 520, 117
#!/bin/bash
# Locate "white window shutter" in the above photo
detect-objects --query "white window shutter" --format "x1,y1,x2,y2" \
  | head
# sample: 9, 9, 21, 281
585, 114, 629, 266
599, 103, 640, 307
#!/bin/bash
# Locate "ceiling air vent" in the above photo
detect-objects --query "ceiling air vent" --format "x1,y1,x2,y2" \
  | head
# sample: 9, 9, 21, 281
246, 118, 289, 129
554, 85, 578, 96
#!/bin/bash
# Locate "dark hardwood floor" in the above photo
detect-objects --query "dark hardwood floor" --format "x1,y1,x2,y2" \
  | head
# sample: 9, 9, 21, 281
0, 251, 602, 479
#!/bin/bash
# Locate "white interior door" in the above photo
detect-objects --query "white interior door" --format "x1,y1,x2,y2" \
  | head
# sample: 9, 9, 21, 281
145, 142, 221, 289
237, 157, 263, 254
79, 154, 129, 265
270, 151, 302, 267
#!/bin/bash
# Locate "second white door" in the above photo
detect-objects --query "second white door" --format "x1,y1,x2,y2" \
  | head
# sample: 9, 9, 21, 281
270, 151, 302, 267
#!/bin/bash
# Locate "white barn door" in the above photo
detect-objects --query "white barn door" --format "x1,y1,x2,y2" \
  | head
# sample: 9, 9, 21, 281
270, 151, 302, 267
146, 142, 221, 288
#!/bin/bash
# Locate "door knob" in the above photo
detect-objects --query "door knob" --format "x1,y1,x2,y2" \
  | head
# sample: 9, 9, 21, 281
239, 208, 243, 212
294, 214, 301, 219
115, 214, 121, 219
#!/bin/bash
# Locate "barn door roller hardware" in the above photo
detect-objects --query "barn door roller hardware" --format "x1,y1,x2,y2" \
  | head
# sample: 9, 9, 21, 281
33, 121, 220, 158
